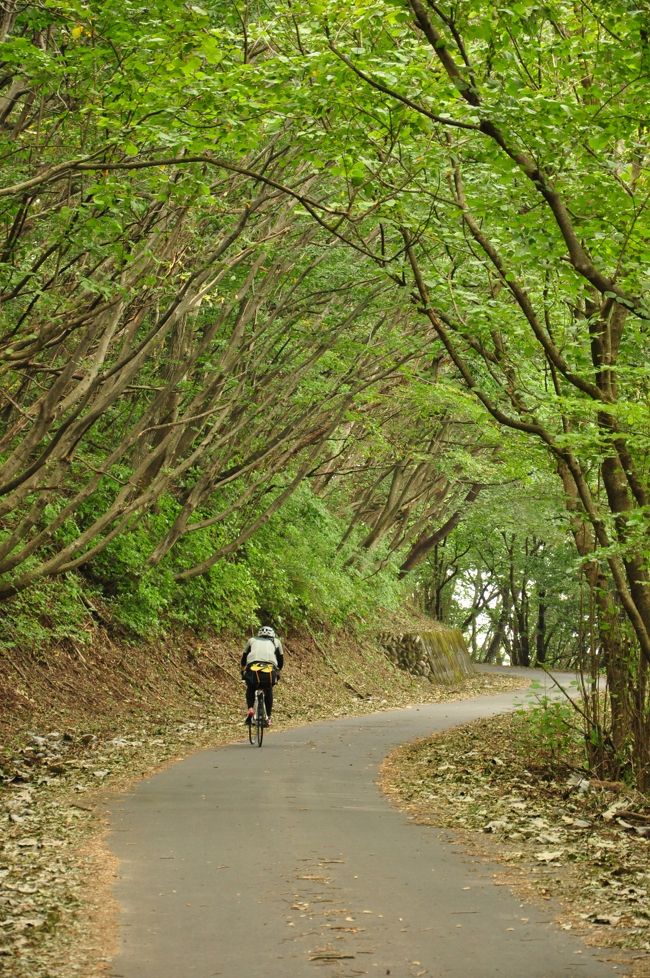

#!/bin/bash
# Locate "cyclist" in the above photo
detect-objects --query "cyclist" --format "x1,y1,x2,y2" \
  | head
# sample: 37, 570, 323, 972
241, 625, 284, 726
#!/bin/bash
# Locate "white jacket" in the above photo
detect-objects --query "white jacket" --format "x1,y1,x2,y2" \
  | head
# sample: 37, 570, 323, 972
244, 636, 281, 667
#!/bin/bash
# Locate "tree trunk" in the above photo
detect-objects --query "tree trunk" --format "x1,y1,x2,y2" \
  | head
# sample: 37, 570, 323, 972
399, 483, 481, 576
535, 588, 546, 665
517, 599, 530, 667
482, 592, 510, 664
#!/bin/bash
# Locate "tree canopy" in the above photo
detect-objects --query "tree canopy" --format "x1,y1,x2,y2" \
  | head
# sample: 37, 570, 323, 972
1, 0, 648, 783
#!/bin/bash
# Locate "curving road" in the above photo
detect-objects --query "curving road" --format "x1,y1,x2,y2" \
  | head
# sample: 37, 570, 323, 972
108, 678, 623, 978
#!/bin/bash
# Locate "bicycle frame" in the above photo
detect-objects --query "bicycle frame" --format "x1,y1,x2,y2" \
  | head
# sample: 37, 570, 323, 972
249, 688, 267, 747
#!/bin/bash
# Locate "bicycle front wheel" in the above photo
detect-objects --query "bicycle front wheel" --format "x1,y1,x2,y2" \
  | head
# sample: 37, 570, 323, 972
248, 713, 255, 745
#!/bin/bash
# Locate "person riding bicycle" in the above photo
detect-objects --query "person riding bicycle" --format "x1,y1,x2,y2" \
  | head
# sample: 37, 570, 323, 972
241, 625, 284, 726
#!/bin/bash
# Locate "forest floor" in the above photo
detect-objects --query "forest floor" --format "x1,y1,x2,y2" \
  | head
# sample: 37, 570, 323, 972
2, 632, 648, 977
0, 625, 524, 978
381, 704, 650, 978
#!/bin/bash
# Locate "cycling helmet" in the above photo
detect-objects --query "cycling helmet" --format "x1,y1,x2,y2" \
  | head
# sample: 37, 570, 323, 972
258, 625, 276, 638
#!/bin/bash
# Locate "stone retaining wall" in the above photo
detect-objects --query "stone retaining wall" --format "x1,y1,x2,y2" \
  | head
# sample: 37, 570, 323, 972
380, 628, 473, 685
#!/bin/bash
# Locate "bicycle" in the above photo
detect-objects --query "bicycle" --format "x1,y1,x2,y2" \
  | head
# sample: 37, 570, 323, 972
248, 688, 268, 747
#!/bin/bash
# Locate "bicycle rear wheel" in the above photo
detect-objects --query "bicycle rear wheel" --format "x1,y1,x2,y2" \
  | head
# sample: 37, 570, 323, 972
255, 693, 264, 747
247, 712, 255, 744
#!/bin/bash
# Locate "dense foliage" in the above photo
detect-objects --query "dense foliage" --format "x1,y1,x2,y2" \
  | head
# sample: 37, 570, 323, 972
0, 482, 406, 647
0, 0, 648, 783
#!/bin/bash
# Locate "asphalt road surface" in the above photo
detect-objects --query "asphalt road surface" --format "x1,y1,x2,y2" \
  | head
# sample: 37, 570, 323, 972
108, 676, 623, 978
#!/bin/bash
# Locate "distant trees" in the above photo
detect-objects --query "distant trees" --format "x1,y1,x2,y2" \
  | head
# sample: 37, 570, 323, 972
411, 480, 583, 664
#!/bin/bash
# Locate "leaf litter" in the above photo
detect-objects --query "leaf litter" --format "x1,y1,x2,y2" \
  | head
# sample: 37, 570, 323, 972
381, 711, 650, 977
0, 635, 525, 978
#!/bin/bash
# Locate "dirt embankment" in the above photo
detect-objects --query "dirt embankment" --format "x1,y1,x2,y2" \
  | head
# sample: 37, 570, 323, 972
0, 627, 525, 978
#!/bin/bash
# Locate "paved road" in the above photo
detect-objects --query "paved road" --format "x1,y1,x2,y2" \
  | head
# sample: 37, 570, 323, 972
108, 677, 623, 978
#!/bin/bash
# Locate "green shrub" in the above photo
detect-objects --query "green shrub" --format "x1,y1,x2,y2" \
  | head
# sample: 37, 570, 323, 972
514, 683, 582, 768
0, 570, 93, 651
82, 493, 260, 636
246, 486, 405, 630
169, 560, 259, 633
0, 480, 408, 644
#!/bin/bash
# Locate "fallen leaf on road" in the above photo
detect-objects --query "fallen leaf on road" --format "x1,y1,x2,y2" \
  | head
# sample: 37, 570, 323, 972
310, 952, 356, 961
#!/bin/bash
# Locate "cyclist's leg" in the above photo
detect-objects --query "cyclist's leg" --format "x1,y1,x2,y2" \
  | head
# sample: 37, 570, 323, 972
244, 670, 256, 709
263, 672, 273, 718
